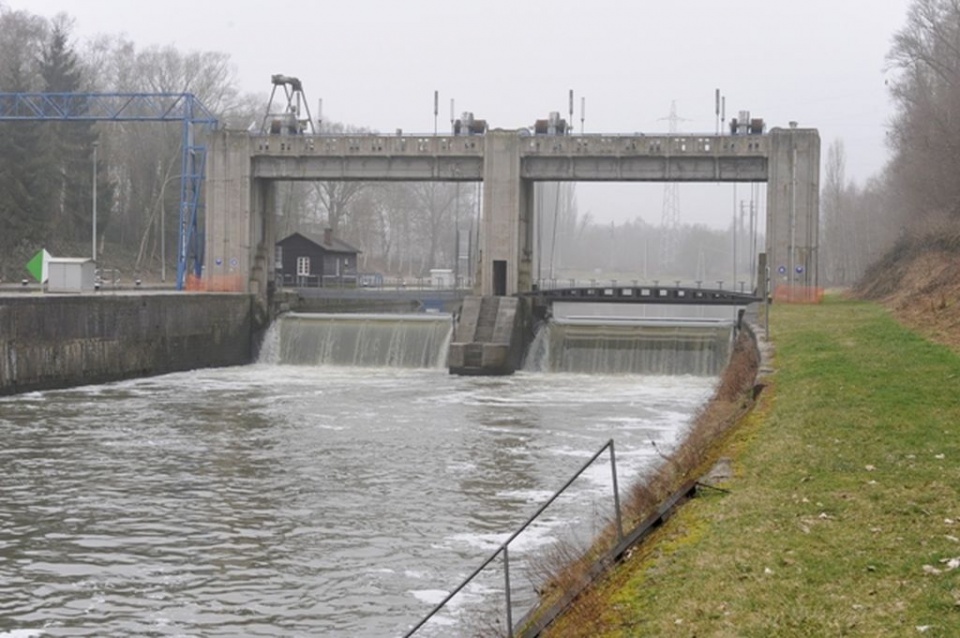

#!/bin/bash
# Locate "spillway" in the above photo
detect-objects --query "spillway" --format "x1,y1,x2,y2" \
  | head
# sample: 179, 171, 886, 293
524, 316, 734, 376
261, 312, 453, 368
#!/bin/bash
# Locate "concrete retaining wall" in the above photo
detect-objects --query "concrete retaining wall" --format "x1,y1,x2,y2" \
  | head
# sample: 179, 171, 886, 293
0, 293, 253, 396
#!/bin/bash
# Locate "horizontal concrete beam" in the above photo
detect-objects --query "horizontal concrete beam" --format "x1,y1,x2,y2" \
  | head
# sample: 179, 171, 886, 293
250, 132, 768, 158
249, 132, 769, 182
518, 133, 768, 158
521, 156, 767, 182
254, 156, 484, 181
251, 134, 484, 157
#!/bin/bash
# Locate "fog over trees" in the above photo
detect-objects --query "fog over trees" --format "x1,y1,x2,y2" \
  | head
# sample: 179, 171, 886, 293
0, 7, 258, 280
821, 0, 960, 286
0, 6, 754, 286
5, 2, 953, 287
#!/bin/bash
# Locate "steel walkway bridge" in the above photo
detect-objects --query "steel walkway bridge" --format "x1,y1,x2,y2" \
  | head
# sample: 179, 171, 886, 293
520, 284, 761, 306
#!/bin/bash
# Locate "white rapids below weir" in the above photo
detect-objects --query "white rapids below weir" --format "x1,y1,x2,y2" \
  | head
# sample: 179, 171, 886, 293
0, 309, 732, 637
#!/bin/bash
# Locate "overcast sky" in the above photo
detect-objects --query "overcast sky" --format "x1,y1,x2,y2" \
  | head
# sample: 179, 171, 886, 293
11, 0, 913, 228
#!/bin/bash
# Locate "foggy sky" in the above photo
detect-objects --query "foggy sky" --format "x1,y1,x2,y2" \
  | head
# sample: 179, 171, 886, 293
9, 0, 912, 228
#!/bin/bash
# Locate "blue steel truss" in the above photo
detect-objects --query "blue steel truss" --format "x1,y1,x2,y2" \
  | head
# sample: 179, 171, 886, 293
0, 92, 219, 290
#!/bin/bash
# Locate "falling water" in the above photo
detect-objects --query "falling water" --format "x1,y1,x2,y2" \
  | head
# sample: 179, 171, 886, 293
525, 317, 734, 375
265, 312, 454, 368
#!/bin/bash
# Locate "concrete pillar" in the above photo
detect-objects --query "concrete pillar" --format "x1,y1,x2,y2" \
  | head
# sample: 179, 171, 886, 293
480, 130, 533, 296
766, 127, 820, 295
205, 130, 254, 293
249, 179, 276, 297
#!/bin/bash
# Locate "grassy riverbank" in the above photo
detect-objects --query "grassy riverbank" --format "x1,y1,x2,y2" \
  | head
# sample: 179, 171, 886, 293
546, 298, 960, 636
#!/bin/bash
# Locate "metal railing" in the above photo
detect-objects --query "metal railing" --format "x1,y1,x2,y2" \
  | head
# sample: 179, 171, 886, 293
403, 439, 623, 638
534, 278, 754, 293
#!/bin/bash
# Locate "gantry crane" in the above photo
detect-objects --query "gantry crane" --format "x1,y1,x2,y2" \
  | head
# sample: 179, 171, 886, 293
260, 74, 315, 135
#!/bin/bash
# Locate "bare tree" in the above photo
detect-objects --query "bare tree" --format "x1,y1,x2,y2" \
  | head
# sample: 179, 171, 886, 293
76, 38, 259, 274
821, 139, 851, 284
887, 0, 960, 218
408, 182, 462, 273
305, 122, 373, 236
311, 181, 367, 235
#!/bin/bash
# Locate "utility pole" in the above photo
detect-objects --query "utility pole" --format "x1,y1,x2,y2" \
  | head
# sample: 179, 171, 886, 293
92, 140, 98, 263
454, 183, 459, 289
715, 89, 720, 135
732, 184, 737, 287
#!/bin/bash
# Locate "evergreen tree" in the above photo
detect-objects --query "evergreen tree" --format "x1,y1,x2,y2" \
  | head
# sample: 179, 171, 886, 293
38, 20, 112, 248
0, 8, 49, 274
0, 67, 48, 259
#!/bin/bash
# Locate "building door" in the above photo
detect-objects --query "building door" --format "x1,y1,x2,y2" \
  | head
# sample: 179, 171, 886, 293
297, 256, 311, 287
493, 260, 507, 296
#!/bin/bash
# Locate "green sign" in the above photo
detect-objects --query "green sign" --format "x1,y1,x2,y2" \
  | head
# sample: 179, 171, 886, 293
26, 249, 50, 283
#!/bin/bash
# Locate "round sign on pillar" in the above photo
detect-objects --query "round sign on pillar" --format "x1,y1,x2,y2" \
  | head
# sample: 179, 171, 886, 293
778, 265, 786, 275
215, 258, 223, 267
796, 265, 804, 274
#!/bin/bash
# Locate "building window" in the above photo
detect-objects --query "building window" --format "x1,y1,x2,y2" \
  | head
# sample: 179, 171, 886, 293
297, 256, 310, 276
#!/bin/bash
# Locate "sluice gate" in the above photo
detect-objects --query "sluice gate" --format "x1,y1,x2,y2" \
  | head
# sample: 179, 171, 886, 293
263, 313, 453, 369
525, 317, 734, 376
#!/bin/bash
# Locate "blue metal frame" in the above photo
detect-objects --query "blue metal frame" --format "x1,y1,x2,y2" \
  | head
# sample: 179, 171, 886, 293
0, 92, 218, 290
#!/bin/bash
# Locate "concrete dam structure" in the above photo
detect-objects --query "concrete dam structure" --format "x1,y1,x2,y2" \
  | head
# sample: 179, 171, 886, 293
206, 127, 819, 299
204, 125, 817, 374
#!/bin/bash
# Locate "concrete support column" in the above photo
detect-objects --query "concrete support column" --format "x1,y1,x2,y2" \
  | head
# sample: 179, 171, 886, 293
249, 179, 276, 297
205, 130, 254, 292
480, 130, 533, 296
766, 127, 820, 294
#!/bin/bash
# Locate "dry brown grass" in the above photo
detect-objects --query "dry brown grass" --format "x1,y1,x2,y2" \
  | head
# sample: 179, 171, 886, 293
623, 328, 760, 520
521, 325, 763, 636
855, 214, 960, 353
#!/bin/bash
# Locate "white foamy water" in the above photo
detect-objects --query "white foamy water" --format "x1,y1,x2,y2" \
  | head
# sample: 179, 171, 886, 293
0, 362, 714, 637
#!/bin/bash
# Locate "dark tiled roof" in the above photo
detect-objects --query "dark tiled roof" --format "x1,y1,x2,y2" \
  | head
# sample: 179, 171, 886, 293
278, 232, 362, 254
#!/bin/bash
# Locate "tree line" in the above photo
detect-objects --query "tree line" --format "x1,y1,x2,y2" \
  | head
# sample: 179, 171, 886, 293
0, 7, 258, 281
0, 5, 743, 285
821, 0, 960, 287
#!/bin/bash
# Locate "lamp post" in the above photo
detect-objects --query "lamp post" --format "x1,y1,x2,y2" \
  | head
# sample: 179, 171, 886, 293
142, 174, 182, 285
159, 175, 181, 283
161, 194, 165, 283
92, 141, 99, 263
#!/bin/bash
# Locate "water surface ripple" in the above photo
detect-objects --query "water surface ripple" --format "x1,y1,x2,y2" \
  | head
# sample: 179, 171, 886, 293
0, 364, 714, 637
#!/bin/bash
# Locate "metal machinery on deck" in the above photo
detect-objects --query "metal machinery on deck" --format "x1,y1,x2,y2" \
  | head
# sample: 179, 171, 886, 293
0, 92, 218, 289
259, 74, 315, 135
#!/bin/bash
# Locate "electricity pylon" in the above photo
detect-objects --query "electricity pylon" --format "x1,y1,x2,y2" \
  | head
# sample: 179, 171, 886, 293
658, 101, 690, 276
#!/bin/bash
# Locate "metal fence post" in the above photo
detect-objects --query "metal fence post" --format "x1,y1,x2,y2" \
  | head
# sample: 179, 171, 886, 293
504, 546, 513, 638
404, 440, 621, 637
610, 440, 624, 543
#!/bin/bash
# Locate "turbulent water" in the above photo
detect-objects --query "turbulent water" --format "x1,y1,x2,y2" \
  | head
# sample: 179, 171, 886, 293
525, 318, 734, 375
0, 315, 718, 637
271, 313, 453, 368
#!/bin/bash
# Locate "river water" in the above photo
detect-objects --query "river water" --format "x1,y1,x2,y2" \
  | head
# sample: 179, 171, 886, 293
0, 314, 719, 637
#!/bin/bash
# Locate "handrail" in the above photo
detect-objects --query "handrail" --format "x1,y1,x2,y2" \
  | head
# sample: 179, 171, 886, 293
403, 439, 623, 637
